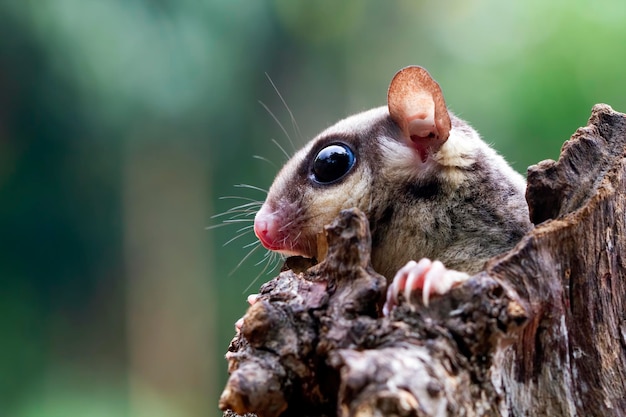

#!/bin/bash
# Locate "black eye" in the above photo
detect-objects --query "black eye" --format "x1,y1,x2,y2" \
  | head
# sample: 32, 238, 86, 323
311, 144, 356, 184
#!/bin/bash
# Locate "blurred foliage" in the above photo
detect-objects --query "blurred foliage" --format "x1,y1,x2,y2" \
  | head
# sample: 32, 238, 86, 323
0, 1, 625, 416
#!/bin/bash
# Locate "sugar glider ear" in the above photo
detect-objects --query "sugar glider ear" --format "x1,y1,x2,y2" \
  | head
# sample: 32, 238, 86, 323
387, 66, 451, 161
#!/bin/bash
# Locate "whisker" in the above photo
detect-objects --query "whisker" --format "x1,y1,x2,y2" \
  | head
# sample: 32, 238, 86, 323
278, 211, 305, 233
243, 263, 268, 293
243, 240, 260, 249
235, 184, 268, 194
216, 212, 254, 223
220, 207, 259, 218
265, 73, 302, 149
253, 255, 267, 268
262, 252, 283, 278
254, 250, 273, 266
258, 100, 295, 156
235, 224, 255, 234
271, 138, 290, 161
221, 201, 262, 210
229, 243, 262, 276
266, 256, 282, 274
243, 252, 275, 294
292, 230, 303, 244
223, 229, 254, 247
222, 219, 254, 224
205, 218, 254, 230
253, 155, 278, 169
211, 207, 257, 219
205, 223, 235, 231
219, 195, 263, 203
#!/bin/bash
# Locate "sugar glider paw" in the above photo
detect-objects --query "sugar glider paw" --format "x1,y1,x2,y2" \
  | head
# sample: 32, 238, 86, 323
235, 293, 260, 332
383, 258, 469, 315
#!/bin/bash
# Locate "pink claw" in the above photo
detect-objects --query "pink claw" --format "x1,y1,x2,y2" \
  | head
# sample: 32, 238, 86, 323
234, 293, 261, 332
235, 317, 244, 332
247, 293, 259, 305
383, 258, 469, 315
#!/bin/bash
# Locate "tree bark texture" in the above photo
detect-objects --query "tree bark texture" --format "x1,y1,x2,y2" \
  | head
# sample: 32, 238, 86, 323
219, 104, 626, 417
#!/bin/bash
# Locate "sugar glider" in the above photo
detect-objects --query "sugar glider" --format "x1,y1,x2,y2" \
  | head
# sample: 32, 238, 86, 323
252, 66, 531, 314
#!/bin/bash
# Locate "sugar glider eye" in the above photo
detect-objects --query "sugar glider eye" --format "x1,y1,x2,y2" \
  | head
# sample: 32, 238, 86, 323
311, 144, 356, 184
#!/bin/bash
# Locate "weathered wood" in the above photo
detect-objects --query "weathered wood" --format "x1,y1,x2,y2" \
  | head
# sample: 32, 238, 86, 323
219, 104, 626, 416
490, 104, 626, 415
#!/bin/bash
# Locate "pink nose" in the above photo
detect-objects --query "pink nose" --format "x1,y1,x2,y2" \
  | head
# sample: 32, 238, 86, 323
254, 205, 281, 251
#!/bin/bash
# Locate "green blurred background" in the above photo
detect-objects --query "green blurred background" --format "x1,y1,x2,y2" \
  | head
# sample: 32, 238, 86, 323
1, 1, 624, 416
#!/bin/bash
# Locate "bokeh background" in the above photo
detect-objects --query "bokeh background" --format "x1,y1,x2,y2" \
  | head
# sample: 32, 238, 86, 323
1, 1, 625, 416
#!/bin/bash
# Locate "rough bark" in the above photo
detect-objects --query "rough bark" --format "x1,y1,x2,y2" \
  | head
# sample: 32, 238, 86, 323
492, 104, 626, 415
219, 104, 626, 416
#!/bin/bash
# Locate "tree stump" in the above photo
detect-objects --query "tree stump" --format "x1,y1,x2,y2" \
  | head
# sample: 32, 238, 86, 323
219, 104, 626, 417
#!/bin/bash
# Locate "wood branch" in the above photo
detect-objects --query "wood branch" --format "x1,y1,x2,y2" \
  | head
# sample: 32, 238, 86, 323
219, 104, 626, 417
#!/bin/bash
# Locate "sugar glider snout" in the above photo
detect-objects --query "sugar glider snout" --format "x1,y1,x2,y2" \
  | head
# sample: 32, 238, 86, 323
253, 204, 282, 252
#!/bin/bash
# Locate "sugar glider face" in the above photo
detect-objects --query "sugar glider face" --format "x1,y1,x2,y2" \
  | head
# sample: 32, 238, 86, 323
254, 66, 454, 260
253, 107, 391, 259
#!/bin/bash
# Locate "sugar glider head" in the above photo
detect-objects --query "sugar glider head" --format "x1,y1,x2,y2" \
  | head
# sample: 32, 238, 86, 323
253, 66, 453, 260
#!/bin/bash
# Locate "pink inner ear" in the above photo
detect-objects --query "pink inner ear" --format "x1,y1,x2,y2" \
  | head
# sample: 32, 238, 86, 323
407, 113, 436, 139
387, 66, 451, 161
408, 111, 429, 120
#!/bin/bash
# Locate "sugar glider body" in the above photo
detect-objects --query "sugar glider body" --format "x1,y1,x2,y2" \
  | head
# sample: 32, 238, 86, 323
253, 66, 531, 309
